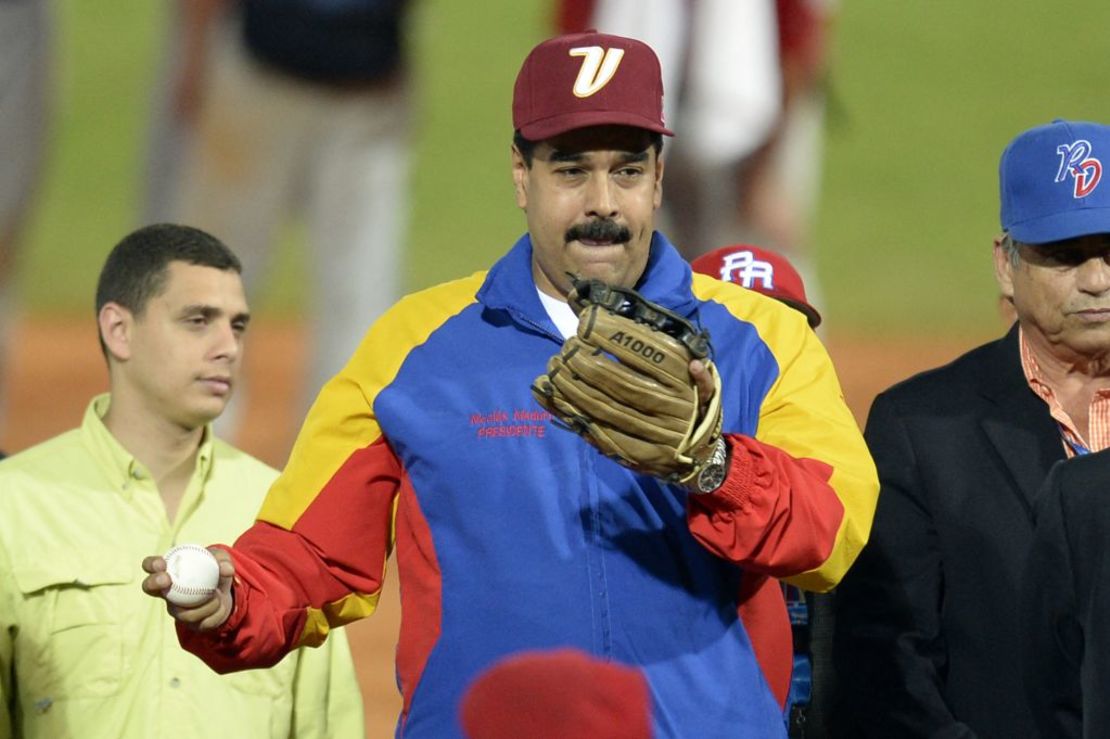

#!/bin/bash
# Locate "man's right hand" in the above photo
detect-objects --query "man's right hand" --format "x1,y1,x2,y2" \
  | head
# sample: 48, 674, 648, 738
141, 547, 235, 631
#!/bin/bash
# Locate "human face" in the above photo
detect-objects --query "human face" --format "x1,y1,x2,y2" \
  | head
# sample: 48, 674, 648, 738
513, 125, 663, 299
110, 262, 250, 430
995, 234, 1110, 361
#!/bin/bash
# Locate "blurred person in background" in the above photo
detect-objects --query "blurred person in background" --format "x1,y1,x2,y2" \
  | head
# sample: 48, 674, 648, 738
150, 0, 415, 438
0, 224, 364, 738
833, 119, 1110, 738
0, 0, 52, 436
556, 0, 835, 305
141, 0, 200, 225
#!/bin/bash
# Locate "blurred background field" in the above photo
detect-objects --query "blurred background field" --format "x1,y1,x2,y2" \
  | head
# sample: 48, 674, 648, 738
21, 0, 1110, 337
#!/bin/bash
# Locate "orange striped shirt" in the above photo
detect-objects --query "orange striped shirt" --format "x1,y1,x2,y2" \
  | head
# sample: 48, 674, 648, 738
1019, 328, 1110, 457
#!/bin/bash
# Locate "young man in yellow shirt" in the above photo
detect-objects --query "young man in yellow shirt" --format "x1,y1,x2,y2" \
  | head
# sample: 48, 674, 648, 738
0, 224, 365, 738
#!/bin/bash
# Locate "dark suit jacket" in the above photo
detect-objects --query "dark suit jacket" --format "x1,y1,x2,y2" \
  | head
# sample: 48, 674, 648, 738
831, 325, 1065, 739
1022, 449, 1110, 739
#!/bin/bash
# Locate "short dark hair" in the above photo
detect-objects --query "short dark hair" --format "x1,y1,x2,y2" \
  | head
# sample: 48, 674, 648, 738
513, 129, 664, 167
95, 224, 241, 352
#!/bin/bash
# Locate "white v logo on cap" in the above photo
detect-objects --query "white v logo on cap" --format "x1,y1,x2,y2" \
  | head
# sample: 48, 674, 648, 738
569, 47, 625, 98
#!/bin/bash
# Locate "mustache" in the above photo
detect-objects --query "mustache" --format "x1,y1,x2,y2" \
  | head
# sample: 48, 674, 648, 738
565, 219, 631, 244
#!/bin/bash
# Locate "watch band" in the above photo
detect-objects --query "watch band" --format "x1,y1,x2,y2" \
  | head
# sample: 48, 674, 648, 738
691, 437, 729, 495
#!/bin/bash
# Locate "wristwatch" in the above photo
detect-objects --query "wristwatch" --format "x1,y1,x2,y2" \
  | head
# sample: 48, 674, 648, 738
692, 437, 729, 494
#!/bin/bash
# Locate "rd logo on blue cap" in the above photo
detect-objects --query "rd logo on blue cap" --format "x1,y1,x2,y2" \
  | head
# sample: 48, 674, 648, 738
1055, 139, 1103, 198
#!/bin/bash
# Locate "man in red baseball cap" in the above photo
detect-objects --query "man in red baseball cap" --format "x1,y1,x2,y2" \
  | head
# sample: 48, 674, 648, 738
691, 243, 822, 328
144, 30, 877, 739
510, 30, 673, 302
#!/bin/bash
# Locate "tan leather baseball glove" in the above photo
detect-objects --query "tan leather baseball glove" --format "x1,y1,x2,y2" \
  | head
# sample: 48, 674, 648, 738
531, 277, 723, 485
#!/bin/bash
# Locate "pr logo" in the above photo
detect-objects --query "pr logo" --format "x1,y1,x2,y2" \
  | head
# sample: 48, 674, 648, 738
719, 251, 775, 290
569, 46, 625, 98
1055, 139, 1103, 198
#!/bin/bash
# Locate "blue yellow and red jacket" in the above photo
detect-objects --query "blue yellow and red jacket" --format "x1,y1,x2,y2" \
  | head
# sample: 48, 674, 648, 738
180, 233, 878, 738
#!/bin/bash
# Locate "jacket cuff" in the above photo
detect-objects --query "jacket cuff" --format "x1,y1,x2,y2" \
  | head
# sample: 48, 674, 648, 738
692, 434, 756, 512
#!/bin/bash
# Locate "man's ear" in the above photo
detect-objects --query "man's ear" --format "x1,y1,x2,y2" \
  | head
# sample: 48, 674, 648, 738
992, 234, 1015, 301
98, 302, 133, 362
511, 144, 528, 210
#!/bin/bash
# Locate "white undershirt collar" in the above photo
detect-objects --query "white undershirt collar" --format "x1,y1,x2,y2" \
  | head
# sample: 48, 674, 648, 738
537, 288, 578, 340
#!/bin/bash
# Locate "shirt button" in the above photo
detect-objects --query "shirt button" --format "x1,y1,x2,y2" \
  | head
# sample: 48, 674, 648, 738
132, 469, 143, 479
169, 677, 181, 688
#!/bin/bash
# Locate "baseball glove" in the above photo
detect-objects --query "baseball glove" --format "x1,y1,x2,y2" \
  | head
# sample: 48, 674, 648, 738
531, 277, 723, 485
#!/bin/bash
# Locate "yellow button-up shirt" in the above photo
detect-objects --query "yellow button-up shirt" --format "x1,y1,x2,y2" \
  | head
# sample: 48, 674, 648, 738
0, 396, 365, 739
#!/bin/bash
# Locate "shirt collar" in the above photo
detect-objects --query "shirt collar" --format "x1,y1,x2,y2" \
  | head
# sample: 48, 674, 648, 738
1019, 326, 1047, 392
537, 288, 579, 340
1018, 328, 1110, 457
80, 394, 216, 497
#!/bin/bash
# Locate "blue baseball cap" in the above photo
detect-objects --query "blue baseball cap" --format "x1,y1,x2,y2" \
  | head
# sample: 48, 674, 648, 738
1000, 119, 1110, 244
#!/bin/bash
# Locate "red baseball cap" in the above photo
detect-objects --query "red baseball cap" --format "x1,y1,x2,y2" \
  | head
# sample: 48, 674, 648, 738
459, 649, 653, 739
513, 31, 674, 141
691, 244, 822, 328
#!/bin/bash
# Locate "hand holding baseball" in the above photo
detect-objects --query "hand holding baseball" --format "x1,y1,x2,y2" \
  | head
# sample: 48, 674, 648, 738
141, 544, 235, 631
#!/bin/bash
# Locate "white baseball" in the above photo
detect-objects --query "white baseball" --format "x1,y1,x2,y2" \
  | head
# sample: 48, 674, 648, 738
163, 544, 220, 607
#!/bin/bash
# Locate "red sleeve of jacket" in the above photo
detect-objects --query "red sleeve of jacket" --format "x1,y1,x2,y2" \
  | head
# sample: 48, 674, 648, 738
178, 438, 402, 672
688, 275, 879, 592
176, 273, 485, 675
687, 434, 843, 579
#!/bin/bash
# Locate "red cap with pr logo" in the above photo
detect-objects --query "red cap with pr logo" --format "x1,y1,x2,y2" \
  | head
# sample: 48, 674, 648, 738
512, 31, 674, 141
459, 648, 652, 739
691, 244, 822, 328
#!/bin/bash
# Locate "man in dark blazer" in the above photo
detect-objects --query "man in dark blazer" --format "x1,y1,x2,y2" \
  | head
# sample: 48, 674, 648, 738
1022, 448, 1110, 739
832, 119, 1110, 738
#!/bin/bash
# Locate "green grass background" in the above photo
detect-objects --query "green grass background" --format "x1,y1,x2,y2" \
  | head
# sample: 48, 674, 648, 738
20, 0, 1110, 337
